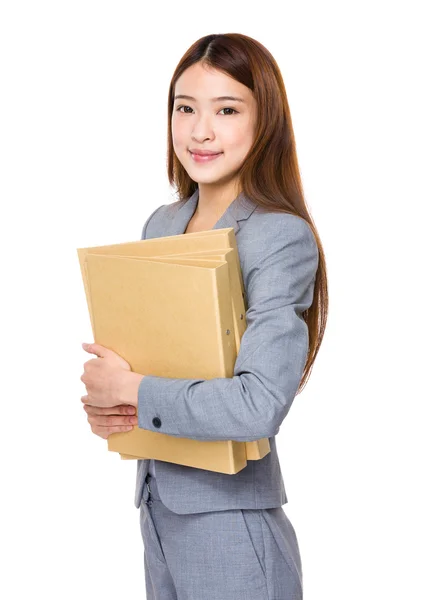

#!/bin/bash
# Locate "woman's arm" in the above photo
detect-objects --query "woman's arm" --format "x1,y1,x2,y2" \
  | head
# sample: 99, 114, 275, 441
134, 214, 319, 442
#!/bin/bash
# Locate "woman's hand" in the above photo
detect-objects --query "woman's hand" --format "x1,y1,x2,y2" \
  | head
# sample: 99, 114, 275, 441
80, 342, 142, 409
83, 403, 138, 440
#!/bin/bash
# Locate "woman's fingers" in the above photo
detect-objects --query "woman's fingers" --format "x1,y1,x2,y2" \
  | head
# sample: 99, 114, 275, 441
87, 412, 138, 426
83, 403, 136, 416
82, 401, 138, 439
87, 415, 137, 439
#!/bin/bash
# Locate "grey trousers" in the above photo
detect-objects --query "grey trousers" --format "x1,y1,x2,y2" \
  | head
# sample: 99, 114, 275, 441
139, 472, 303, 600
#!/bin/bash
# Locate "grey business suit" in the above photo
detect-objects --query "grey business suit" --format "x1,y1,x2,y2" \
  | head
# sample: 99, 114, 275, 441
134, 188, 319, 599
134, 187, 319, 514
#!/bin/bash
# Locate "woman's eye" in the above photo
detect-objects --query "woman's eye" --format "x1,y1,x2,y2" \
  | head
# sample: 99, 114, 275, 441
176, 105, 193, 114
218, 107, 238, 115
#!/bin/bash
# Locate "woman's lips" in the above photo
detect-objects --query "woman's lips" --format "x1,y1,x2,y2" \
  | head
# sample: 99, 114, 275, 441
189, 151, 223, 163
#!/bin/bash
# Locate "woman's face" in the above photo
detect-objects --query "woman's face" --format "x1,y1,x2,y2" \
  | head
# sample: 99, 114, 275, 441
171, 62, 257, 188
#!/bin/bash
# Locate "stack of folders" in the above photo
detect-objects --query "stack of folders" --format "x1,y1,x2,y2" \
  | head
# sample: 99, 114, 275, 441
77, 227, 270, 474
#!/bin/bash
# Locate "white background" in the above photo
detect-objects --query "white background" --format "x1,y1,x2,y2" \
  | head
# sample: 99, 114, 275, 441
1, 1, 421, 599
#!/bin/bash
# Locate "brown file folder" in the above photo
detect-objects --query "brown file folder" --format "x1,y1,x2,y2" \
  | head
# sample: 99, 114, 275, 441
77, 228, 270, 474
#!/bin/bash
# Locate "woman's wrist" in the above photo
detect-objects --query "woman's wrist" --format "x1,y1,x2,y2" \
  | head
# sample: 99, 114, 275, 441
120, 371, 144, 409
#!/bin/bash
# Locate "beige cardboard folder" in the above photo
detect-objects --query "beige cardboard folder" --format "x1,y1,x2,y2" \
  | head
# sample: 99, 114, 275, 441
77, 228, 270, 474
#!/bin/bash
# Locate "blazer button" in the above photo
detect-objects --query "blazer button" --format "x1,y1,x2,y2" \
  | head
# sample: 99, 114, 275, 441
152, 417, 161, 428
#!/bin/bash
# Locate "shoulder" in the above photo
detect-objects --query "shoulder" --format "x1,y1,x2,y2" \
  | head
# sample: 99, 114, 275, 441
244, 210, 318, 265
141, 200, 181, 239
252, 209, 315, 239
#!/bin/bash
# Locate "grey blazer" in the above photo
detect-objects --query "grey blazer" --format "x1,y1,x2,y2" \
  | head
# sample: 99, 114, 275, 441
134, 188, 319, 514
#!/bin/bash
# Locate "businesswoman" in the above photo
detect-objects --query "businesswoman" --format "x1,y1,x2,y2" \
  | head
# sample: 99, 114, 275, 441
80, 32, 328, 600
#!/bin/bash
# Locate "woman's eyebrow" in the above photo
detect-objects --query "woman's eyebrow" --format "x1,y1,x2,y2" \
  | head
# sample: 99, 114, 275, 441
174, 94, 245, 103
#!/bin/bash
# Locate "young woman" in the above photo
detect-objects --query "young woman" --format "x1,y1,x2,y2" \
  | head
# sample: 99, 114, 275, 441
81, 32, 328, 600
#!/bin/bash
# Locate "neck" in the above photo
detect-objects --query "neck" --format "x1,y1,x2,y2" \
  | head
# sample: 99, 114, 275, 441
195, 180, 241, 219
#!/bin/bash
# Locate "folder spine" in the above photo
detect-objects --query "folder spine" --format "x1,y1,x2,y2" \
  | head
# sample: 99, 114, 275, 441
213, 263, 237, 378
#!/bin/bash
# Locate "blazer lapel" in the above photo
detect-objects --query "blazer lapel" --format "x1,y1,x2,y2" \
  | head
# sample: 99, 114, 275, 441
166, 188, 258, 237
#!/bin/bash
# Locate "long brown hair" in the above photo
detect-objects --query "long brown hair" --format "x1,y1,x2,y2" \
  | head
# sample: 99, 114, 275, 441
166, 33, 328, 393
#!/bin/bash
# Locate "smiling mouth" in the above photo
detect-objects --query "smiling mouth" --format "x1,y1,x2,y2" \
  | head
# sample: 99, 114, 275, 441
189, 150, 222, 155
189, 151, 223, 163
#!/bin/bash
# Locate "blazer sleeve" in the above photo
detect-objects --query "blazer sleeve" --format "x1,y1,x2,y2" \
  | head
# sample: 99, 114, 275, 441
137, 213, 319, 442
